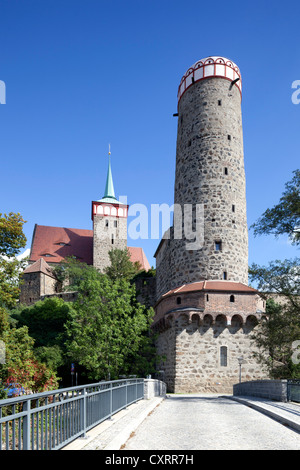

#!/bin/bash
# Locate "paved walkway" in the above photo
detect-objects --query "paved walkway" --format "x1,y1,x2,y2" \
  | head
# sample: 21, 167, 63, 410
62, 394, 300, 451
62, 397, 164, 451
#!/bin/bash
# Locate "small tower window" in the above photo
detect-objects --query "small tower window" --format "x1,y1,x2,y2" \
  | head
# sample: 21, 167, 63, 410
224, 167, 228, 175
218, 99, 222, 106
176, 296, 181, 305
220, 346, 228, 367
206, 294, 209, 302
230, 295, 235, 303
215, 240, 222, 251
111, 234, 114, 245
227, 135, 231, 141
114, 220, 117, 228
223, 271, 227, 280
105, 220, 109, 227
232, 204, 235, 213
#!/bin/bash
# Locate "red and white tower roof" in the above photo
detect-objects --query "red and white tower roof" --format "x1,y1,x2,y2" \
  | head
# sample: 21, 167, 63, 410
178, 56, 242, 103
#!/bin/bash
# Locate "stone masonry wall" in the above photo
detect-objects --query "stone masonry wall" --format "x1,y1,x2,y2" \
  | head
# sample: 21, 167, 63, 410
156, 314, 267, 394
155, 77, 248, 300
233, 380, 288, 402
93, 215, 127, 271
20, 272, 57, 305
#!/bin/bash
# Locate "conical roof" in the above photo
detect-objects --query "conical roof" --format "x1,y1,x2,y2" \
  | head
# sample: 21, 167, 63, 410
97, 148, 123, 204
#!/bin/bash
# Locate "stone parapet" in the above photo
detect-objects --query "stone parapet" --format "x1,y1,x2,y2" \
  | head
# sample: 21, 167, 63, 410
144, 379, 166, 399
233, 380, 288, 402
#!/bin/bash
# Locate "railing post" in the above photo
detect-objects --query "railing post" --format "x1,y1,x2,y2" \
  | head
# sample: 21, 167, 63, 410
81, 387, 87, 438
23, 399, 31, 450
110, 382, 113, 418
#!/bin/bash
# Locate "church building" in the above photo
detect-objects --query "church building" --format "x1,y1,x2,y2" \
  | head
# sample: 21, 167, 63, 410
20, 152, 151, 305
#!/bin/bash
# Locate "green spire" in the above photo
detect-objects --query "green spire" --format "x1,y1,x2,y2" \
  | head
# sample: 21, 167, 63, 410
104, 150, 116, 200
98, 145, 118, 203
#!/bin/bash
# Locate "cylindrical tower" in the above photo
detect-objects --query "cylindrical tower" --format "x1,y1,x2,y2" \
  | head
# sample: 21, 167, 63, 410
153, 57, 266, 394
171, 56, 248, 287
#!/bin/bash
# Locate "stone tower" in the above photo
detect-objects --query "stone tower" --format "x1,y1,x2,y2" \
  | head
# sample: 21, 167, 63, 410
155, 56, 248, 299
153, 57, 267, 393
92, 149, 129, 271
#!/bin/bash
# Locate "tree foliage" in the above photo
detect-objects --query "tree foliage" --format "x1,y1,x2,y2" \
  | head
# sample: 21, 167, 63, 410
105, 248, 142, 281
0, 212, 27, 309
0, 212, 59, 394
249, 259, 300, 378
63, 259, 156, 381
250, 169, 300, 245
0, 323, 59, 394
11, 297, 74, 375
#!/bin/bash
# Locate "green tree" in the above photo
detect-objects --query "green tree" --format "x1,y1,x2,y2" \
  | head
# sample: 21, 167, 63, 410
105, 248, 141, 281
0, 212, 59, 394
11, 297, 74, 373
250, 169, 300, 245
249, 259, 300, 378
63, 260, 156, 381
0, 212, 27, 310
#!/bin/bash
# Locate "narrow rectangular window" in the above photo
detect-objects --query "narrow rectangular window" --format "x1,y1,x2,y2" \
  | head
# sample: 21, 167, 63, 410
232, 204, 235, 213
215, 241, 222, 251
218, 99, 222, 106
111, 234, 114, 244
227, 134, 231, 141
220, 346, 228, 367
224, 167, 228, 175
223, 271, 227, 280
114, 220, 117, 228
105, 220, 109, 227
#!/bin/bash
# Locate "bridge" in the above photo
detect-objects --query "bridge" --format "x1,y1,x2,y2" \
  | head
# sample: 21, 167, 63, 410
1, 378, 299, 451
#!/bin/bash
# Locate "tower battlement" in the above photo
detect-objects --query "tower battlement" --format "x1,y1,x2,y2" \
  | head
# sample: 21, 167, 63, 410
177, 56, 242, 103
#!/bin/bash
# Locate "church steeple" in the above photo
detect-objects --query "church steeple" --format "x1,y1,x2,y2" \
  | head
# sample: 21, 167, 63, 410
91, 145, 129, 271
103, 145, 116, 201
98, 145, 122, 203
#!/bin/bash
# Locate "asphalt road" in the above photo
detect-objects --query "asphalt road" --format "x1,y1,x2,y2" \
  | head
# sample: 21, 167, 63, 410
124, 395, 300, 450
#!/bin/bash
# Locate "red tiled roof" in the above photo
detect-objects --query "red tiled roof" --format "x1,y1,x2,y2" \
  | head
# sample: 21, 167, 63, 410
128, 246, 151, 271
23, 257, 56, 278
29, 225, 150, 271
162, 280, 257, 298
29, 225, 94, 265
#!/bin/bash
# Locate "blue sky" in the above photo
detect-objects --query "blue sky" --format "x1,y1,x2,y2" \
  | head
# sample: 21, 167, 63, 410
0, 0, 299, 269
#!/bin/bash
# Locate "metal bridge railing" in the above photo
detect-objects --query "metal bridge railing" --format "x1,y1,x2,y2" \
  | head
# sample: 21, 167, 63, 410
287, 379, 300, 403
0, 378, 144, 450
